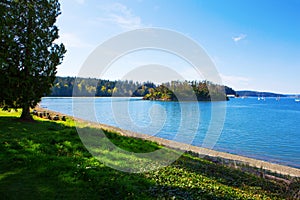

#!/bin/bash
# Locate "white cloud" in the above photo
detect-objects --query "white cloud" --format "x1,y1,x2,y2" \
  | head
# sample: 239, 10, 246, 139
220, 74, 250, 89
232, 34, 247, 42
57, 33, 93, 48
97, 3, 143, 30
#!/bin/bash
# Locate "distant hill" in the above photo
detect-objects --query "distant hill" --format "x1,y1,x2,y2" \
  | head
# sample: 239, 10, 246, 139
236, 90, 287, 97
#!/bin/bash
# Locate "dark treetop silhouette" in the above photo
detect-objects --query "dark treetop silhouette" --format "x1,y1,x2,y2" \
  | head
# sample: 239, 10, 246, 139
0, 0, 66, 120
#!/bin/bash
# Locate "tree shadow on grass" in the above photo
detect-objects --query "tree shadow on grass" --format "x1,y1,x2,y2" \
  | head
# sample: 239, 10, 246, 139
0, 116, 155, 199
0, 116, 291, 199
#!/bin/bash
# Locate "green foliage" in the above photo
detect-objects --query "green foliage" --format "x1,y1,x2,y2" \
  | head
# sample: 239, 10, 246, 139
51, 76, 76, 97
0, 0, 66, 120
50, 77, 236, 102
50, 77, 156, 97
104, 130, 161, 153
144, 81, 232, 101
0, 110, 297, 199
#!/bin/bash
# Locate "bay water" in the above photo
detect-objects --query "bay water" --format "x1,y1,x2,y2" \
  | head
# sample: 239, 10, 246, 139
40, 97, 300, 168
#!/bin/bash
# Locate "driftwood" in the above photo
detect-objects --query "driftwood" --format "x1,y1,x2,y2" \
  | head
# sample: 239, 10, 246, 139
32, 109, 66, 122
53, 115, 59, 121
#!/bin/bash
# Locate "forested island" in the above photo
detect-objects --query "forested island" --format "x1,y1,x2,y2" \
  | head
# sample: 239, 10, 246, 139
143, 81, 235, 101
50, 77, 236, 101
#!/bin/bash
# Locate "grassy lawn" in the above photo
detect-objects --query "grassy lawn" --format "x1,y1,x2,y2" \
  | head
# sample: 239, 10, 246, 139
0, 110, 298, 199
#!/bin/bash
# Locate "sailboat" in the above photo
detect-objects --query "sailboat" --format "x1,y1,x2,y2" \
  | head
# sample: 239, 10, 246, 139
295, 95, 300, 102
257, 94, 261, 101
258, 95, 265, 101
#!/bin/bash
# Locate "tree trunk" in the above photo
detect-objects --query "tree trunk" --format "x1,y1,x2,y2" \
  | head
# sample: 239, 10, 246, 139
20, 104, 33, 121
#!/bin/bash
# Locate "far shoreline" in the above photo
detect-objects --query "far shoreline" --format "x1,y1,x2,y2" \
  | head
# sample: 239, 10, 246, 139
35, 106, 300, 177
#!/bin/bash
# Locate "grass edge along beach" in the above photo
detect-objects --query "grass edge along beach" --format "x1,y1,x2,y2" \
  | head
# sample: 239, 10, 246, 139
1, 109, 300, 199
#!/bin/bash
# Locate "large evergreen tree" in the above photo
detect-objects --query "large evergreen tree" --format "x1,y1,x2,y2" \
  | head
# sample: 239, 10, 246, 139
0, 0, 66, 120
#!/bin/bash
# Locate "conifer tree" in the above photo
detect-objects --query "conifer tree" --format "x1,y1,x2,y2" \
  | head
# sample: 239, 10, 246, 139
0, 0, 66, 120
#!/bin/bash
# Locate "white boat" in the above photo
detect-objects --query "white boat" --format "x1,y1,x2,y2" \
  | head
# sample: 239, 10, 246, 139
295, 99, 300, 102
258, 96, 265, 101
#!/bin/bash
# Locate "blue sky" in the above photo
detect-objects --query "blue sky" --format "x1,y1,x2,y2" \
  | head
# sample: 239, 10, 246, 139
56, 0, 300, 94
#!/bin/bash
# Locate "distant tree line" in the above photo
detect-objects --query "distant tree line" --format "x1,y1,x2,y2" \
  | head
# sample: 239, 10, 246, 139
50, 77, 236, 101
50, 77, 155, 97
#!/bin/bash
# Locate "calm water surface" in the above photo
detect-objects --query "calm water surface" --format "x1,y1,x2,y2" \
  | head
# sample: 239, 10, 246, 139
41, 97, 300, 168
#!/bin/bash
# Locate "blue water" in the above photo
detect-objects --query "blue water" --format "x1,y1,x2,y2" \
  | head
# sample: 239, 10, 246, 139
40, 97, 300, 168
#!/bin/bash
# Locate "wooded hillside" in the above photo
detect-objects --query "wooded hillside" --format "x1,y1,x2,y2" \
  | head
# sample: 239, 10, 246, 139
50, 77, 236, 101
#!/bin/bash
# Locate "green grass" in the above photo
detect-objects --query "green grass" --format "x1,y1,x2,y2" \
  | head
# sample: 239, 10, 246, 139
0, 110, 298, 199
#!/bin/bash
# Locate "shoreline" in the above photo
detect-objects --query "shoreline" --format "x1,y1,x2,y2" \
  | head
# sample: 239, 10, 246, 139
35, 107, 300, 177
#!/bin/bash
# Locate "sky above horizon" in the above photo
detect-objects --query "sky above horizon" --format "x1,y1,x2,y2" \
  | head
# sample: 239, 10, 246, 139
56, 0, 300, 94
